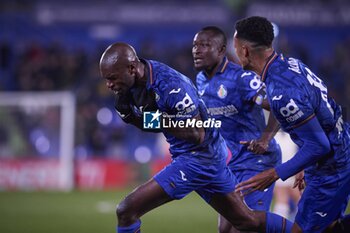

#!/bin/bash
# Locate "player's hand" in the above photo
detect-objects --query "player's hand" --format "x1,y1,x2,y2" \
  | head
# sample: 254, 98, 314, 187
240, 139, 269, 154
115, 93, 134, 122
293, 170, 305, 192
235, 168, 279, 196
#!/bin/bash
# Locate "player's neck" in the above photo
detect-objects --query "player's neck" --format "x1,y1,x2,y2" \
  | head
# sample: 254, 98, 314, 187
205, 58, 224, 79
204, 68, 216, 79
255, 48, 275, 76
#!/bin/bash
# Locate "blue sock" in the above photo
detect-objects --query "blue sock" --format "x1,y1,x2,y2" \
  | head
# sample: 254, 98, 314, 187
117, 220, 141, 233
266, 212, 292, 233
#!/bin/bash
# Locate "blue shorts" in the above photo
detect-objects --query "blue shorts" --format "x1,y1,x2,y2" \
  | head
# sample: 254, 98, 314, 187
234, 169, 275, 211
295, 166, 350, 233
154, 156, 236, 203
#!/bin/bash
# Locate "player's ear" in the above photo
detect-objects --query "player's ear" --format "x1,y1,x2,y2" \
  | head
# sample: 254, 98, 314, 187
243, 45, 249, 59
219, 44, 226, 55
128, 61, 137, 75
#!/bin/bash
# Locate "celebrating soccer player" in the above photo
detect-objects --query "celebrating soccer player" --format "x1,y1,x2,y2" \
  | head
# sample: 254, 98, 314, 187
99, 42, 293, 233
233, 16, 350, 233
192, 26, 282, 233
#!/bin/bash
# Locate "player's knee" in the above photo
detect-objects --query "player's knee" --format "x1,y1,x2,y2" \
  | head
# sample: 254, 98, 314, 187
218, 222, 232, 233
116, 200, 136, 225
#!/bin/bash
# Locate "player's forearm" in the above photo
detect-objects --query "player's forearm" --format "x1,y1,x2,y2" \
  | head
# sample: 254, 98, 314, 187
261, 113, 280, 142
261, 99, 271, 111
275, 117, 331, 180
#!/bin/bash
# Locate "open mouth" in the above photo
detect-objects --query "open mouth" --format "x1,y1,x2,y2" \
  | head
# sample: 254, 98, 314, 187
194, 58, 203, 63
109, 88, 121, 95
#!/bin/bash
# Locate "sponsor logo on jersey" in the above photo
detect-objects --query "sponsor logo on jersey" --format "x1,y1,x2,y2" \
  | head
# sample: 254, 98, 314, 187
279, 99, 304, 123
198, 90, 205, 96
241, 72, 252, 77
207, 105, 238, 117
180, 170, 187, 181
169, 88, 181, 94
315, 212, 327, 218
272, 95, 283, 101
175, 93, 195, 112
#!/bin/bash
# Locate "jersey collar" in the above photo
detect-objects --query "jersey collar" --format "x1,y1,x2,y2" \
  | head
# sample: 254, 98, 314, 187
202, 57, 229, 78
141, 59, 154, 89
218, 57, 229, 74
261, 51, 278, 82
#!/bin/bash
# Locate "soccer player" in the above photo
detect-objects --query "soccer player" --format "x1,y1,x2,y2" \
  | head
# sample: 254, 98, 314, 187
192, 26, 282, 233
99, 42, 293, 233
233, 16, 350, 233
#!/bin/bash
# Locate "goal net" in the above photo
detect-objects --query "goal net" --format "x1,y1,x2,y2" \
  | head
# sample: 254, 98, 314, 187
0, 92, 75, 191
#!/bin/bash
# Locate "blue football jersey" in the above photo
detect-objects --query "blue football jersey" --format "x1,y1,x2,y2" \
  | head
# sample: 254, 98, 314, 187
263, 52, 350, 175
143, 59, 227, 163
196, 57, 281, 172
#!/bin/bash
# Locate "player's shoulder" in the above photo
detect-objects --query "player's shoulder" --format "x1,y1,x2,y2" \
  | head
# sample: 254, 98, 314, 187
234, 69, 261, 89
148, 60, 185, 89
270, 55, 305, 80
269, 87, 311, 125
225, 61, 242, 72
148, 59, 175, 81
224, 61, 250, 79
153, 71, 196, 101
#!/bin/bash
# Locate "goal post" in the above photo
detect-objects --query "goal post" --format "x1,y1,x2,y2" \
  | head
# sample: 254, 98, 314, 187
0, 91, 76, 191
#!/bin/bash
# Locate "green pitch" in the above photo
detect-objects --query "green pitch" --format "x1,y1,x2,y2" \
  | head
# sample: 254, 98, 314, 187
0, 190, 217, 233
0, 190, 349, 233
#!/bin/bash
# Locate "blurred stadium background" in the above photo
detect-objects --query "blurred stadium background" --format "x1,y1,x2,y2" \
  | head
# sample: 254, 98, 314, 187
0, 0, 349, 232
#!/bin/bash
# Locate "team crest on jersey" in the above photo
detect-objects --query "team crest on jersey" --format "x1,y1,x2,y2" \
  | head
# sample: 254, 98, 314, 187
217, 84, 227, 99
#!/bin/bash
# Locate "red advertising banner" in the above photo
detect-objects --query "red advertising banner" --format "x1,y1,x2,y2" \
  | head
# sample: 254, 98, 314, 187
0, 158, 166, 190
75, 159, 134, 190
0, 159, 61, 190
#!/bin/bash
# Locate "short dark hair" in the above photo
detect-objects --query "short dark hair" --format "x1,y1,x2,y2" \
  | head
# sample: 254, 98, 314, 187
200, 26, 227, 46
235, 16, 274, 47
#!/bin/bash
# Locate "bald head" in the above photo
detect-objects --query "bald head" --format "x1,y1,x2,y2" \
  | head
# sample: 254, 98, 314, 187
100, 42, 138, 70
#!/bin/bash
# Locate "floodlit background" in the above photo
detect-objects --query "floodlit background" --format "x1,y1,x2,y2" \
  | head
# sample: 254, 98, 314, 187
0, 0, 349, 232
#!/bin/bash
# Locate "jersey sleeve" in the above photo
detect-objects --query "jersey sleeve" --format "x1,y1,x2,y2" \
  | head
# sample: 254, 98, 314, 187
269, 88, 315, 130
237, 71, 264, 104
156, 79, 199, 120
